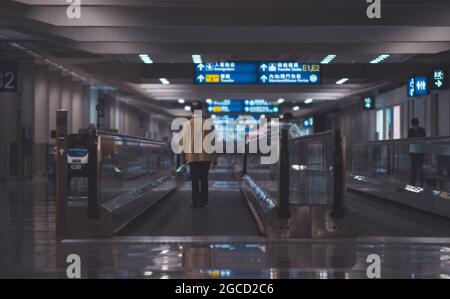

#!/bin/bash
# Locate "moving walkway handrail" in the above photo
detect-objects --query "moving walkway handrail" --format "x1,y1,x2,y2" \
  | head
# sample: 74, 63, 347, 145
354, 135, 450, 146
97, 130, 169, 145
87, 128, 171, 219
242, 127, 345, 219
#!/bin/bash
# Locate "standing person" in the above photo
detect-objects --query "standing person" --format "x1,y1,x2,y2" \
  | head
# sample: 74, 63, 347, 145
281, 112, 302, 138
408, 118, 426, 186
183, 100, 216, 208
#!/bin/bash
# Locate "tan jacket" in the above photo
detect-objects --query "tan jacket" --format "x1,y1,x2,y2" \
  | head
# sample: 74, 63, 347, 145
182, 116, 215, 164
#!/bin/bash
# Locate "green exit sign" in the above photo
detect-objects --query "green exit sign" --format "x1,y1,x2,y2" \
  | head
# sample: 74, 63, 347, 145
362, 96, 375, 110
430, 68, 448, 90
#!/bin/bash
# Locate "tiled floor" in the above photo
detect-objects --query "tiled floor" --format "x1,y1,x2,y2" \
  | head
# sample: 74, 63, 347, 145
1, 178, 450, 279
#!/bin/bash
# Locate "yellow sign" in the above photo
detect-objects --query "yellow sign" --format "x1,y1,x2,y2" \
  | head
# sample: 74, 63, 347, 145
206, 74, 220, 83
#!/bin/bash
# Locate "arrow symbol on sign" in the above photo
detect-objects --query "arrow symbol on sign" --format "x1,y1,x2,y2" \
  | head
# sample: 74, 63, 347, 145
197, 75, 205, 82
197, 64, 205, 71
260, 64, 268, 71
260, 75, 268, 83
436, 80, 443, 88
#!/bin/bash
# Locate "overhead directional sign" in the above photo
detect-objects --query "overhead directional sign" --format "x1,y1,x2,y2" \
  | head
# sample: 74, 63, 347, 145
194, 61, 321, 85
407, 77, 415, 97
430, 68, 448, 90
414, 76, 428, 96
407, 76, 428, 97
206, 99, 279, 114
194, 62, 257, 84
362, 96, 375, 110
257, 62, 321, 84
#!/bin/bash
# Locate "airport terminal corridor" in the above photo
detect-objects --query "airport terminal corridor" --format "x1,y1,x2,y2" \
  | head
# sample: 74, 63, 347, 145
119, 160, 260, 237
1, 0, 450, 281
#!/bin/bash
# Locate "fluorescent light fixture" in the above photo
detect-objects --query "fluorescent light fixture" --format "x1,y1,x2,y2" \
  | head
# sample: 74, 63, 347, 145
159, 78, 170, 85
277, 98, 285, 104
304, 98, 314, 104
336, 78, 349, 85
370, 54, 390, 64
192, 54, 202, 64
321, 54, 336, 64
184, 106, 191, 111
139, 54, 153, 64
178, 99, 185, 104
292, 106, 300, 111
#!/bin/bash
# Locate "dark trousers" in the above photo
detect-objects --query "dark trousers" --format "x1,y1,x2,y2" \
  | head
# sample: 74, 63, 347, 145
189, 161, 211, 204
410, 154, 425, 186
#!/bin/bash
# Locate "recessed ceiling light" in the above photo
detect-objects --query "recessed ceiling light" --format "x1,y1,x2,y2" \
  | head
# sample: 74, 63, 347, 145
184, 106, 191, 111
320, 54, 336, 64
178, 99, 185, 104
139, 54, 153, 64
370, 54, 390, 64
292, 106, 300, 111
277, 98, 285, 104
192, 54, 202, 64
159, 78, 170, 85
304, 98, 314, 104
336, 78, 349, 85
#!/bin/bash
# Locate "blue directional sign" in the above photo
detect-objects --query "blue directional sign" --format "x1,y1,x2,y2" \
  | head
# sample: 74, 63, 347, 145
206, 99, 279, 114
430, 68, 447, 90
407, 77, 415, 97
407, 76, 429, 97
194, 62, 257, 84
257, 62, 321, 84
244, 99, 279, 113
303, 117, 314, 128
414, 76, 428, 96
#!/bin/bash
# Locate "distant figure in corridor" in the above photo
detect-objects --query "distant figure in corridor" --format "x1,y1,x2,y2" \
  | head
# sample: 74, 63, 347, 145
183, 100, 216, 208
408, 118, 426, 187
282, 112, 302, 138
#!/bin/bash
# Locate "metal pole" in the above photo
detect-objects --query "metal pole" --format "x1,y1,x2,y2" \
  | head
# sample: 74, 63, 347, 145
87, 128, 100, 218
55, 110, 68, 238
278, 127, 291, 219
331, 129, 345, 218
242, 132, 248, 175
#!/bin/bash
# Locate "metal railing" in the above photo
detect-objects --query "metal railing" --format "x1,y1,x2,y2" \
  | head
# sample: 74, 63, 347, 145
351, 136, 450, 193
88, 129, 175, 215
243, 127, 345, 219
61, 128, 176, 235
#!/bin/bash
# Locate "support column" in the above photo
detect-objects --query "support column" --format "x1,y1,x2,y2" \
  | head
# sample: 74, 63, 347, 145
71, 80, 83, 134
81, 85, 91, 128
48, 71, 62, 143
33, 65, 49, 176
430, 93, 439, 137
19, 60, 35, 177
61, 77, 73, 133
0, 92, 19, 177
